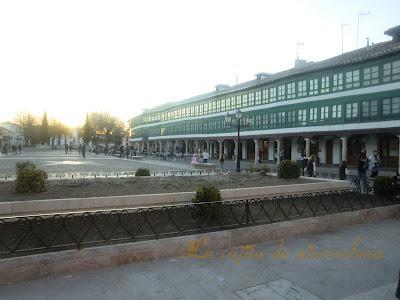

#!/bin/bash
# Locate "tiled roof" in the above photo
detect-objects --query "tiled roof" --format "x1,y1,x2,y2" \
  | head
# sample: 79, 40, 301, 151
139, 39, 400, 116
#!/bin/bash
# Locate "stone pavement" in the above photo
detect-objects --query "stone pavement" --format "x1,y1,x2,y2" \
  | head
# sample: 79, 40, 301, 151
1, 218, 399, 300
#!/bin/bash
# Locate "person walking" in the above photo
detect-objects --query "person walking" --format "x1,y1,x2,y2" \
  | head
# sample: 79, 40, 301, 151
219, 154, 225, 169
69, 142, 72, 154
18, 144, 22, 154
357, 149, 368, 192
368, 150, 381, 178
306, 155, 317, 177
339, 160, 348, 180
202, 149, 209, 163
65, 143, 68, 154
81, 142, 86, 159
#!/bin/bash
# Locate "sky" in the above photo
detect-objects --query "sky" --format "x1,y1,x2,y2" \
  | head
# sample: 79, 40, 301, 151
0, 0, 399, 127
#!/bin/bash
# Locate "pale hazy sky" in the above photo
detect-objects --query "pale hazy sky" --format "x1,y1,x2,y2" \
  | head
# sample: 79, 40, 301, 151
0, 0, 399, 126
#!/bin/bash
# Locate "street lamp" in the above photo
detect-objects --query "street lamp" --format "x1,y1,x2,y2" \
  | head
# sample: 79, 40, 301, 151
225, 109, 254, 172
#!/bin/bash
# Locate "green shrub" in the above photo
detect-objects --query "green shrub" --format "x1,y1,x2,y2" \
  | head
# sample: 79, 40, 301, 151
135, 168, 150, 176
277, 160, 300, 179
248, 163, 255, 174
15, 161, 48, 193
259, 164, 269, 175
192, 184, 222, 219
373, 176, 400, 199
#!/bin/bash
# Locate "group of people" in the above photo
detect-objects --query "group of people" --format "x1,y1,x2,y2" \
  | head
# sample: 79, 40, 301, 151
1, 144, 22, 154
64, 142, 86, 158
191, 149, 210, 164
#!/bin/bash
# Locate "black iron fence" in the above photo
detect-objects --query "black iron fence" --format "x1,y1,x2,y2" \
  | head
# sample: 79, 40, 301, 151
0, 190, 399, 259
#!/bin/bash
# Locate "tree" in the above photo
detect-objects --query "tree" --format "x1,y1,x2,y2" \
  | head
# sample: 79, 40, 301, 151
40, 112, 49, 145
81, 114, 92, 144
14, 113, 38, 146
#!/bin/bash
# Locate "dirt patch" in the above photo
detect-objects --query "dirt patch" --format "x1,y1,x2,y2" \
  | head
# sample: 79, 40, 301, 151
0, 174, 319, 202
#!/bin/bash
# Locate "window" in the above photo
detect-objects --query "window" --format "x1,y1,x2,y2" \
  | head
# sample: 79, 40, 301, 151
236, 95, 242, 108
242, 94, 248, 107
320, 106, 329, 120
190, 106, 194, 116
345, 102, 358, 119
383, 60, 400, 82
332, 73, 343, 91
211, 101, 216, 113
269, 113, 277, 128
255, 91, 261, 105
226, 97, 231, 110
297, 80, 307, 97
309, 79, 319, 95
298, 109, 307, 126
199, 104, 203, 115
382, 97, 400, 115
363, 66, 379, 86
288, 111, 296, 127
262, 89, 268, 103
277, 84, 286, 100
270, 87, 276, 102
262, 113, 268, 128
332, 104, 342, 119
254, 115, 261, 127
248, 92, 254, 106
221, 99, 226, 111
321, 76, 329, 93
194, 105, 199, 116
362, 100, 378, 118
345, 70, 360, 88
309, 107, 318, 122
278, 112, 286, 127
203, 103, 208, 114
287, 82, 295, 99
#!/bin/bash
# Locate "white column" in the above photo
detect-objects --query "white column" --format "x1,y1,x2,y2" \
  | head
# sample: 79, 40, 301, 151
254, 139, 259, 163
147, 142, 150, 151
206, 140, 210, 152
241, 141, 247, 160
185, 140, 188, 155
276, 139, 281, 163
195, 140, 199, 152
268, 139, 274, 162
219, 140, 223, 158
224, 141, 228, 156
159, 141, 162, 152
305, 138, 311, 158
340, 137, 348, 162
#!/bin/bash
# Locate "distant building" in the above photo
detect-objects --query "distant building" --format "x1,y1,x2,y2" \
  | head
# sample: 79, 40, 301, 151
129, 25, 400, 173
0, 122, 23, 146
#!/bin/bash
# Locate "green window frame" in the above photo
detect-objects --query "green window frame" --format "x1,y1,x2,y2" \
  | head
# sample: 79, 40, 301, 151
287, 82, 295, 99
249, 92, 254, 106
298, 109, 307, 126
363, 66, 379, 86
262, 113, 268, 128
277, 84, 286, 101
345, 70, 360, 89
309, 78, 319, 96
262, 89, 268, 103
361, 100, 378, 118
383, 60, 400, 82
320, 106, 329, 121
332, 104, 342, 119
309, 107, 318, 122
269, 113, 277, 128
297, 80, 307, 97
332, 73, 343, 91
255, 91, 261, 105
270, 87, 277, 102
382, 97, 400, 115
321, 76, 329, 93
345, 102, 358, 119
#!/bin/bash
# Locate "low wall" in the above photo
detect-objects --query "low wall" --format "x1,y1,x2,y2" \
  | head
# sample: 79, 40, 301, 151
0, 179, 349, 217
0, 204, 398, 284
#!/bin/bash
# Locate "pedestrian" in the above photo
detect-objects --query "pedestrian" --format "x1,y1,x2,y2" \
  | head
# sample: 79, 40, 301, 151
306, 154, 317, 177
219, 154, 225, 169
339, 160, 348, 180
78, 143, 81, 155
368, 150, 380, 178
202, 149, 209, 163
82, 142, 86, 159
65, 143, 68, 154
18, 144, 22, 154
357, 149, 368, 191
69, 142, 72, 154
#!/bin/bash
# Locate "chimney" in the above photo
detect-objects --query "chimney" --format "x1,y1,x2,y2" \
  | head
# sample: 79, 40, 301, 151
294, 58, 308, 68
384, 25, 400, 42
215, 84, 230, 92
255, 72, 271, 80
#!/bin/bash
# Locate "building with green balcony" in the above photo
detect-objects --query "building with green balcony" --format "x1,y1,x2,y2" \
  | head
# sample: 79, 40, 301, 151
129, 25, 400, 171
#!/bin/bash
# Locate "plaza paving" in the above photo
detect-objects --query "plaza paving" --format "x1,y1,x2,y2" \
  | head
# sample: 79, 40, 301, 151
0, 218, 399, 299
0, 148, 396, 178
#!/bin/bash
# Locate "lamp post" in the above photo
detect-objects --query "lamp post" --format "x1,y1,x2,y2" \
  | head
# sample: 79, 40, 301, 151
225, 109, 254, 172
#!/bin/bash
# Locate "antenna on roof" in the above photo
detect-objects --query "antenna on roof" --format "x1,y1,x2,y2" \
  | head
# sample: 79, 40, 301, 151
296, 42, 304, 60
356, 11, 370, 49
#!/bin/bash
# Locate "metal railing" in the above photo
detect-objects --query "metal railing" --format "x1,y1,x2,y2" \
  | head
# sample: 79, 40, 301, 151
0, 190, 398, 258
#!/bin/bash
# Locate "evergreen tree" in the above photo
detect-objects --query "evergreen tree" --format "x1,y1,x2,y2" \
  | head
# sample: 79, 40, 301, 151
82, 114, 92, 144
40, 111, 49, 145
